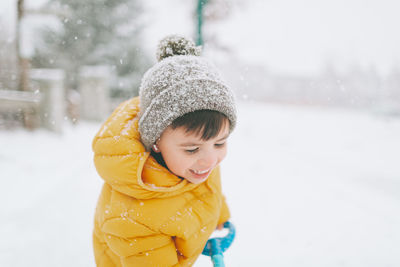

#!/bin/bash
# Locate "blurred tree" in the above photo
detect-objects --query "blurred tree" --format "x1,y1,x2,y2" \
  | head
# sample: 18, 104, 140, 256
32, 0, 150, 97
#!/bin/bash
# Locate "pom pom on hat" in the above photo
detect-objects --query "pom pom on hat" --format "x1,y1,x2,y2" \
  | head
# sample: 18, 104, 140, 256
156, 34, 202, 62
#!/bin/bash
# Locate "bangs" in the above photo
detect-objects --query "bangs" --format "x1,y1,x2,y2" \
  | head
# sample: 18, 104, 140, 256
171, 110, 229, 140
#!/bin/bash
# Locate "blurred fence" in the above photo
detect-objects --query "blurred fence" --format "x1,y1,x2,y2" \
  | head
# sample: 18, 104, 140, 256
0, 89, 41, 129
0, 66, 113, 132
2, 60, 399, 132
220, 61, 400, 115
30, 69, 65, 133
79, 66, 110, 121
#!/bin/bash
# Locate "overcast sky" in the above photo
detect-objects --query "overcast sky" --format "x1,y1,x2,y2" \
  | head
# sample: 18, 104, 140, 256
1, 0, 399, 75
217, 0, 400, 75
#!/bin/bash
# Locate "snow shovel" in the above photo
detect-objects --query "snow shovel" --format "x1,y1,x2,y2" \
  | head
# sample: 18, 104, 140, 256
202, 221, 236, 267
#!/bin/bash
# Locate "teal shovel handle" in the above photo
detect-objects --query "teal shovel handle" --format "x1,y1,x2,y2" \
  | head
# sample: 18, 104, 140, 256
202, 222, 236, 266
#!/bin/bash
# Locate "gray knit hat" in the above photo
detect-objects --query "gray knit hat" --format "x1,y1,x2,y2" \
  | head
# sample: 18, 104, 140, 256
138, 35, 237, 151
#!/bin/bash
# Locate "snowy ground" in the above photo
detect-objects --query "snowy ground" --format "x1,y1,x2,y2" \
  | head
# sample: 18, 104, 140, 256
1, 102, 400, 267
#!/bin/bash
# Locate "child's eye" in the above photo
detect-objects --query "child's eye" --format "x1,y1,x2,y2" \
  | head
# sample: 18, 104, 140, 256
185, 148, 199, 154
215, 142, 226, 148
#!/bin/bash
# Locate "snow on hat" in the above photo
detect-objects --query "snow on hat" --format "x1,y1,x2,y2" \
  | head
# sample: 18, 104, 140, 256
138, 34, 237, 151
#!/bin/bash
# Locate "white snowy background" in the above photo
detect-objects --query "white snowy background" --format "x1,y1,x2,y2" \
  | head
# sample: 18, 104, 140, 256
1, 103, 400, 266
1, 0, 400, 266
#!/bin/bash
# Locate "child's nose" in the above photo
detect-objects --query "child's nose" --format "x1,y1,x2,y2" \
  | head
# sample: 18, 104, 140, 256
197, 152, 216, 167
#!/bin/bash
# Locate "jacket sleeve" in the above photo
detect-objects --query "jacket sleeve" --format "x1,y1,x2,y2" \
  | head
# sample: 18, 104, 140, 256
218, 195, 231, 225
101, 217, 179, 266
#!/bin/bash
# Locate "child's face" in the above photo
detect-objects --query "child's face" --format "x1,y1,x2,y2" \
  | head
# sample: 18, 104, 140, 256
156, 122, 230, 184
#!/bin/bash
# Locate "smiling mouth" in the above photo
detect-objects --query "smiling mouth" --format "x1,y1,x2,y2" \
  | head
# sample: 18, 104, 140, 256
189, 168, 212, 178
192, 169, 210, 175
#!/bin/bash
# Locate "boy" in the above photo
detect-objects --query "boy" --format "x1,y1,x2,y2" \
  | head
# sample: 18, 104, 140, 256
92, 35, 236, 266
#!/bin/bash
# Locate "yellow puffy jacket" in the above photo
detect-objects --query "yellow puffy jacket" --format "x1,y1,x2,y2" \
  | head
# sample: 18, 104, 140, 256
92, 97, 230, 266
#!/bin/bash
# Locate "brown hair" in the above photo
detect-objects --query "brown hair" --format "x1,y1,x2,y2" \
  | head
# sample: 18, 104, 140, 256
171, 110, 229, 140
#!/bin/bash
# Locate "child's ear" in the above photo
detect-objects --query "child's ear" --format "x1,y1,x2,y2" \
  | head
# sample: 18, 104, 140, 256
152, 144, 160, 153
